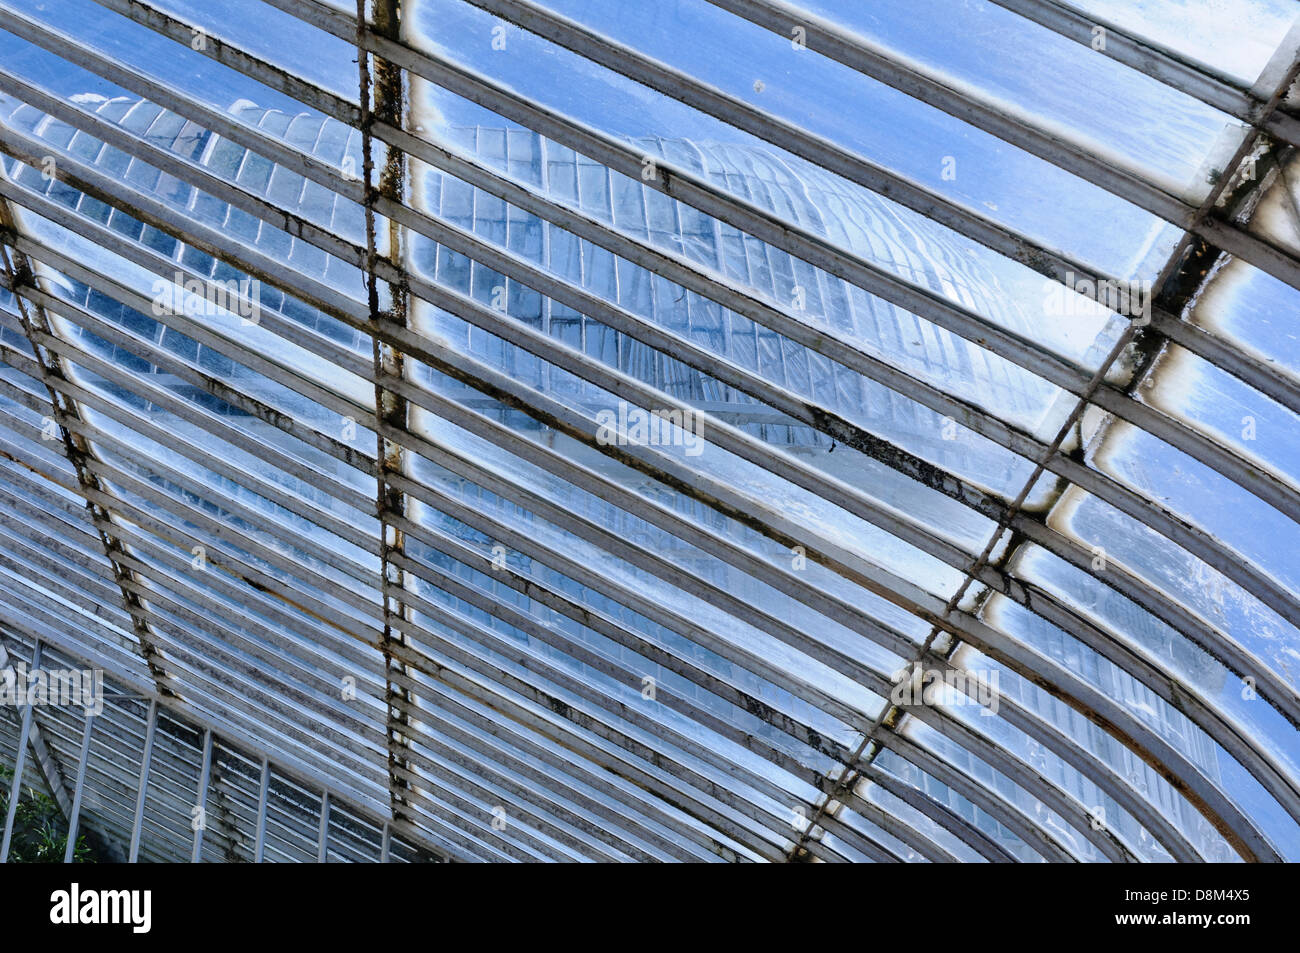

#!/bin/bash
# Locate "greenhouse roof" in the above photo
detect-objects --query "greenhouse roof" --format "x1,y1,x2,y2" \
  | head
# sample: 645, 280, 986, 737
0, 0, 1297, 862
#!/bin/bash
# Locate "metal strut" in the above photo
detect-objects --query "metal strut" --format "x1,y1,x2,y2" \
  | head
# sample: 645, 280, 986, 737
355, 0, 415, 836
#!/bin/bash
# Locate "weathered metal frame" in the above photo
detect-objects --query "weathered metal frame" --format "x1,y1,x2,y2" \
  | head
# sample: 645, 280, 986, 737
10, 104, 1289, 852
0, 293, 1149, 858
449, 0, 1300, 427
0, 130, 1258, 858
0, 308, 1201, 858
227, 0, 1300, 544
6, 1, 1296, 735
0, 356, 790, 863
0, 491, 431, 863
0, 157, 1003, 863
0, 431, 733, 863
0, 0, 1293, 861
0, 198, 1258, 863
35, 0, 1296, 729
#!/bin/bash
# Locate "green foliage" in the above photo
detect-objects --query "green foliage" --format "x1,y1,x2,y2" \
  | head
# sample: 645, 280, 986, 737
0, 762, 96, 863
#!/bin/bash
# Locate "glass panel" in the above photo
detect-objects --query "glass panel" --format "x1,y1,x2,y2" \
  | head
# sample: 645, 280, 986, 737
1066, 0, 1300, 87
1192, 257, 1300, 380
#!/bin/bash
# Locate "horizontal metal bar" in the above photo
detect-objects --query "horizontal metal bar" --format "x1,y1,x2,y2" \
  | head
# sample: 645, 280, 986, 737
1152, 313, 1300, 419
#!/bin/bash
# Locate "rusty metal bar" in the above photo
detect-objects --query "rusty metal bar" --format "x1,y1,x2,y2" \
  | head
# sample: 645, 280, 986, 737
354, 0, 417, 847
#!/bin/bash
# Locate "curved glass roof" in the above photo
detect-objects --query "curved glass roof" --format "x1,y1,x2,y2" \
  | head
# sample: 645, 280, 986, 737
0, 0, 1297, 862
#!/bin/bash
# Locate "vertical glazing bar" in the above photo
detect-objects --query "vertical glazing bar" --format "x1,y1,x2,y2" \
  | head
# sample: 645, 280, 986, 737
254, 756, 270, 863
129, 699, 158, 863
380, 819, 391, 863
190, 729, 213, 863
317, 791, 330, 863
1, 640, 42, 863
63, 711, 96, 863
